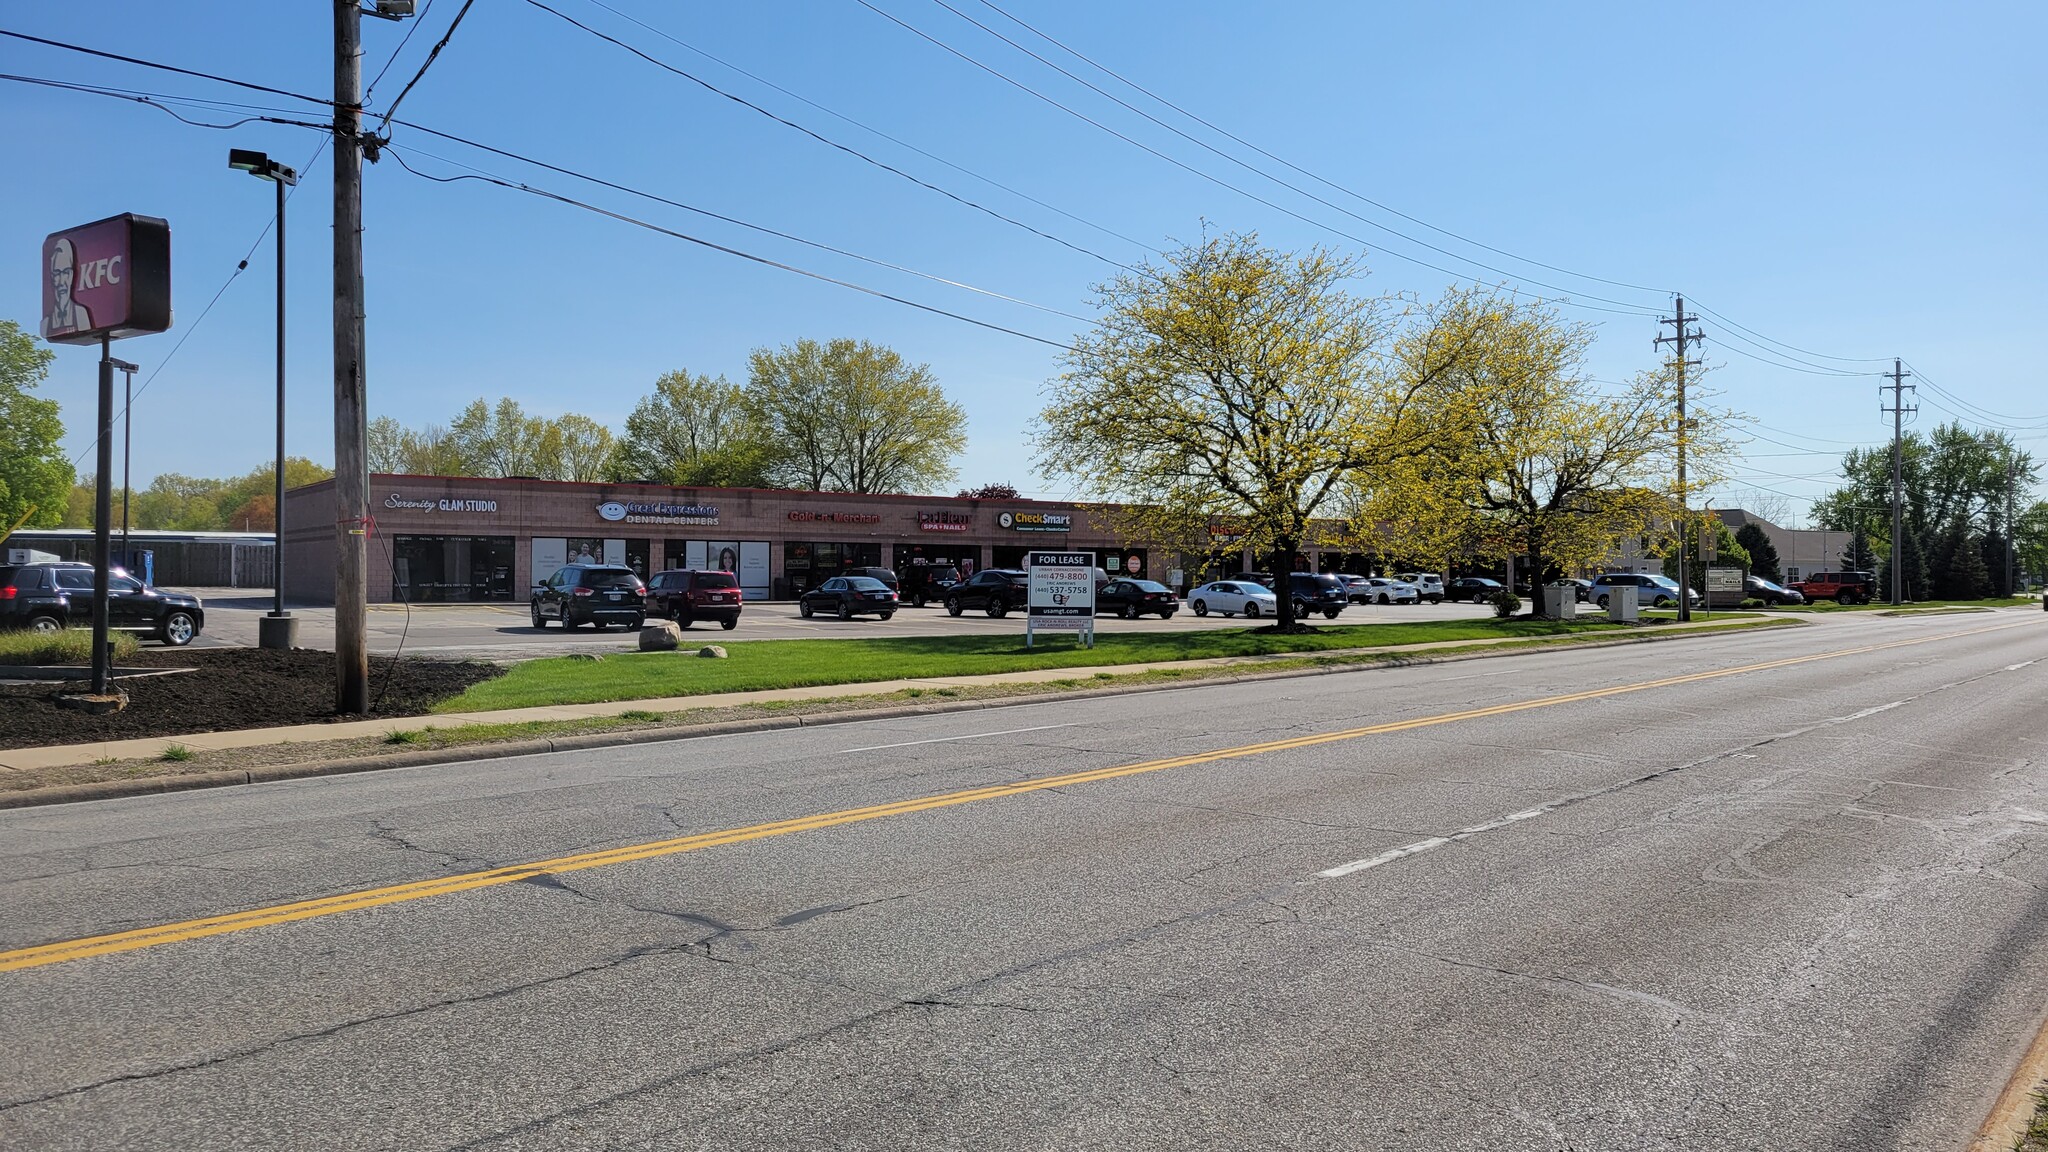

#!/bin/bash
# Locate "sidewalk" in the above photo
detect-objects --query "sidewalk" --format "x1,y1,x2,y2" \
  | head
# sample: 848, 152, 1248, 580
0, 616, 1786, 773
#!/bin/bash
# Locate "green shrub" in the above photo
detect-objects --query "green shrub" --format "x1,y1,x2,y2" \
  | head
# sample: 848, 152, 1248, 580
159, 744, 193, 762
0, 628, 140, 666
1489, 588, 1522, 618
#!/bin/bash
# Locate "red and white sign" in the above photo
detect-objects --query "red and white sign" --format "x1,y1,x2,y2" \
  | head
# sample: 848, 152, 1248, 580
40, 214, 172, 345
919, 511, 972, 532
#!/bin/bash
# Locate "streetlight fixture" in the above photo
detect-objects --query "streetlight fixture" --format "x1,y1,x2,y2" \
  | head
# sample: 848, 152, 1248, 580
229, 148, 299, 650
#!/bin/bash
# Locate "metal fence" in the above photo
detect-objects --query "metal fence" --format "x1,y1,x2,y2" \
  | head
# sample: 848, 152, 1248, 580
4, 534, 275, 588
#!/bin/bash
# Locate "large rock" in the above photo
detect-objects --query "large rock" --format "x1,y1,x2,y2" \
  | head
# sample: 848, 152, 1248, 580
697, 645, 728, 659
639, 621, 684, 652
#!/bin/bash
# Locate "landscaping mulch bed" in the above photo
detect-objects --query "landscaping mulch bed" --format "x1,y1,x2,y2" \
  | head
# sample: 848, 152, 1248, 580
0, 648, 503, 749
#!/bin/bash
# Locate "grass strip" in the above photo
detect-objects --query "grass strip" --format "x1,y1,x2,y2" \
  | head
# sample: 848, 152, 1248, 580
441, 616, 1738, 712
0, 629, 139, 665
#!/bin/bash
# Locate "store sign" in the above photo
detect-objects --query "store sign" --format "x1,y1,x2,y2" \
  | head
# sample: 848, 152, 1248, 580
1705, 567, 1744, 593
1027, 550, 1096, 647
998, 510, 1071, 533
787, 510, 882, 525
385, 494, 499, 513
919, 511, 972, 533
597, 500, 719, 526
41, 213, 172, 345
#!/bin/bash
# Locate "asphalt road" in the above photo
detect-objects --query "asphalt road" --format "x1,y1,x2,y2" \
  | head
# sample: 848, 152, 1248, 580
184, 588, 1500, 659
2, 611, 2044, 1150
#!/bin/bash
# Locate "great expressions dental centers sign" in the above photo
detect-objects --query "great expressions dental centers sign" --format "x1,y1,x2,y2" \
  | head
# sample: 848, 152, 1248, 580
596, 500, 720, 526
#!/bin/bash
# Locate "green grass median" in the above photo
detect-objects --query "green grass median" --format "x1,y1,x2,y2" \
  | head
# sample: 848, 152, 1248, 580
440, 617, 1720, 713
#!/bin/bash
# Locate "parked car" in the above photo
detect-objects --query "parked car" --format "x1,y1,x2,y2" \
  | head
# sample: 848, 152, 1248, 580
900, 565, 960, 607
531, 564, 645, 630
946, 569, 1029, 617
1444, 577, 1505, 603
1588, 572, 1701, 610
645, 568, 742, 629
1096, 578, 1179, 619
1567, 577, 1596, 602
1230, 572, 1276, 589
1188, 580, 1278, 618
0, 561, 204, 645
1791, 570, 1876, 605
842, 566, 900, 594
1285, 572, 1349, 620
1745, 575, 1806, 606
1357, 577, 1420, 605
1397, 572, 1446, 604
800, 575, 898, 620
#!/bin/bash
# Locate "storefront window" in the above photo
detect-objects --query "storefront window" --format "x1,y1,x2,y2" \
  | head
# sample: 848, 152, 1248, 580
392, 535, 516, 602
783, 541, 882, 595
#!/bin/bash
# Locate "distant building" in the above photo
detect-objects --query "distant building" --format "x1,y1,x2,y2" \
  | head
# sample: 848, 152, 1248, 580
1712, 509, 1864, 581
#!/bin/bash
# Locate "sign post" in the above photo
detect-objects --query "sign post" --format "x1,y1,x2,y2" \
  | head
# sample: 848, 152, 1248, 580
41, 215, 171, 704
1027, 550, 1095, 649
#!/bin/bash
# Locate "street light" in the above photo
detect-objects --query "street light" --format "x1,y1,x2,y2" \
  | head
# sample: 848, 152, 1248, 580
229, 148, 299, 650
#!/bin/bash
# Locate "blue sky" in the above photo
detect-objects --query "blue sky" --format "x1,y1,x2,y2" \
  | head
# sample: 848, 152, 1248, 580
5, 2, 2043, 521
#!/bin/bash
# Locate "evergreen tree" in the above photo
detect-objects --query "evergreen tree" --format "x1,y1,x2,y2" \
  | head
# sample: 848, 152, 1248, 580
1981, 530, 2013, 597
1842, 528, 1877, 574
1931, 514, 1988, 599
1734, 523, 1781, 582
1901, 522, 1931, 601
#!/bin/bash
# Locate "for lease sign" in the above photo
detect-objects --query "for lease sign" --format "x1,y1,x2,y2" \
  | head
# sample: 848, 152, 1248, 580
1028, 550, 1095, 631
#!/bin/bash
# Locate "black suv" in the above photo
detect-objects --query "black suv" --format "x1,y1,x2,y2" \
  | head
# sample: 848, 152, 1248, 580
1285, 573, 1349, 619
0, 562, 204, 645
645, 569, 741, 629
531, 564, 645, 630
945, 569, 1029, 618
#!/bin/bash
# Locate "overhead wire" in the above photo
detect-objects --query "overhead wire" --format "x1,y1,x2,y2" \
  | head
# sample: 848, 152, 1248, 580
521, 0, 1134, 271
383, 144, 1082, 353
852, 0, 1664, 319
0, 27, 335, 107
366, 0, 438, 98
0, 73, 330, 132
376, 0, 477, 130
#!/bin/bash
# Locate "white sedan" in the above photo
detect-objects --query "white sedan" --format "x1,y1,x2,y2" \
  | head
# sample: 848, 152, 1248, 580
1358, 577, 1420, 605
1188, 580, 1280, 619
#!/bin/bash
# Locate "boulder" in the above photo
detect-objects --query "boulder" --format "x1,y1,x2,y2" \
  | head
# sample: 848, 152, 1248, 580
639, 621, 684, 652
697, 645, 728, 659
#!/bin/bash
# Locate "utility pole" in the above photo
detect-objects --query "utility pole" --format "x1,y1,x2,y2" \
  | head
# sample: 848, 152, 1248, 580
334, 1, 369, 713
1656, 296, 1704, 622
1882, 359, 1914, 605
2005, 456, 2017, 598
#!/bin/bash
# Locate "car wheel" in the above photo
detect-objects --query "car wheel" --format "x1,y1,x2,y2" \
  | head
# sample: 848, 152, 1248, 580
677, 611, 694, 629
987, 600, 1007, 619
946, 597, 963, 617
1654, 595, 1673, 608
880, 612, 895, 621
720, 617, 737, 630
1429, 595, 1441, 605
1323, 608, 1341, 620
157, 611, 197, 646
800, 601, 814, 618
531, 601, 547, 629
1836, 592, 1853, 605
838, 602, 853, 621
560, 603, 580, 630
912, 595, 925, 609
630, 616, 644, 630
1244, 602, 1261, 618
1596, 595, 1610, 609
28, 614, 63, 634
1378, 594, 1390, 605
1159, 611, 1176, 620
1121, 603, 1140, 620
1192, 599, 1208, 616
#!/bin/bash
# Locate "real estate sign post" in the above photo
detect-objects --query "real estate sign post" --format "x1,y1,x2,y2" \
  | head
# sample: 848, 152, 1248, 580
1027, 550, 1095, 649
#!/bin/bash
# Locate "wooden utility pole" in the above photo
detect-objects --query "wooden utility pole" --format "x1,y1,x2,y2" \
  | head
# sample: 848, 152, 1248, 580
1656, 297, 1704, 622
1881, 359, 1914, 605
334, 1, 369, 712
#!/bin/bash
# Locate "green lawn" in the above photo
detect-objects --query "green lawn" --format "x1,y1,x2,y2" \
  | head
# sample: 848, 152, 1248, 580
442, 617, 1663, 712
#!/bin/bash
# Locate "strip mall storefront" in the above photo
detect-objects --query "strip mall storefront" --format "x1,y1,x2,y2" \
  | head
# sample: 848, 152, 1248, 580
281, 476, 1179, 604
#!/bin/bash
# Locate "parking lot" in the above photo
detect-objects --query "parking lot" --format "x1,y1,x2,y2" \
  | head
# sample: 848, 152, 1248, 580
182, 588, 1504, 660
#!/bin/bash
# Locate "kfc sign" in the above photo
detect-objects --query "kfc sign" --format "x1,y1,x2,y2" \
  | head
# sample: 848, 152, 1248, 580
41, 214, 172, 345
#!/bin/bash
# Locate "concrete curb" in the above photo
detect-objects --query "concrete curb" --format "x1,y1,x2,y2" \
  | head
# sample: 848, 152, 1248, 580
0, 619, 1801, 811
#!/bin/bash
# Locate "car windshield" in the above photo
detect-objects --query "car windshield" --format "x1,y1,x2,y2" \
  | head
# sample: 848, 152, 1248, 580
845, 577, 888, 591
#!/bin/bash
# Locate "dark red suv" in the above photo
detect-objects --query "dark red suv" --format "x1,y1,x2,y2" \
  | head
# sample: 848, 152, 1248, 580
646, 569, 743, 630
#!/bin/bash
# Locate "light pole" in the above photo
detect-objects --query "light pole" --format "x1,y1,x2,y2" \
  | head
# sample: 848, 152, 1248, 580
109, 357, 139, 572
230, 148, 300, 649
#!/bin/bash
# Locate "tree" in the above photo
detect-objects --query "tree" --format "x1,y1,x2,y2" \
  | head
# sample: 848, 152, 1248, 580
958, 483, 1021, 500
446, 398, 558, 478
1355, 287, 1732, 617
0, 320, 73, 534
605, 370, 776, 487
1725, 488, 1796, 529
1035, 232, 1413, 631
1842, 527, 1878, 575
550, 414, 614, 483
1734, 522, 1781, 582
1880, 521, 1930, 602
749, 338, 967, 493
1930, 513, 1987, 600
2016, 499, 2048, 589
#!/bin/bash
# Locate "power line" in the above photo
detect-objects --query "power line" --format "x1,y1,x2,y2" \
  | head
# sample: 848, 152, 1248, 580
0, 72, 330, 132
1902, 362, 2048, 429
968, 0, 1675, 301
1712, 339, 1874, 378
519, 0, 1133, 271
853, 0, 1663, 319
1685, 297, 1894, 365
377, 0, 476, 130
386, 131, 1089, 321
0, 27, 334, 107
367, 0, 438, 97
572, 0, 1158, 256
384, 144, 1081, 353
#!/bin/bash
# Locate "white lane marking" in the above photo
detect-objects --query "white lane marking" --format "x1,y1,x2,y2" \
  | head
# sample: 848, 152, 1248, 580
1840, 700, 1907, 722
839, 723, 1080, 754
1318, 804, 1561, 878
2007, 661, 2038, 672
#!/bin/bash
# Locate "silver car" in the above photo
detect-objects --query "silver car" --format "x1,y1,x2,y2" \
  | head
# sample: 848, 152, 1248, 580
1188, 580, 1280, 619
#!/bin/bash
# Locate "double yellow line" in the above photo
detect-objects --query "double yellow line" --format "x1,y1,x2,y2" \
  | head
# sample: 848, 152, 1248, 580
1, 618, 2031, 974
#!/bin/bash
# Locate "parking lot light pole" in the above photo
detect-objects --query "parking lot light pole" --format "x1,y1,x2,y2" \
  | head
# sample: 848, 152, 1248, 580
230, 148, 300, 650
109, 358, 139, 569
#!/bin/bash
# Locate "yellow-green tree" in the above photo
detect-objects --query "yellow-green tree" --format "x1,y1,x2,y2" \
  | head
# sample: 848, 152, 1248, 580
1034, 233, 1423, 630
1351, 288, 1735, 612
0, 320, 72, 534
